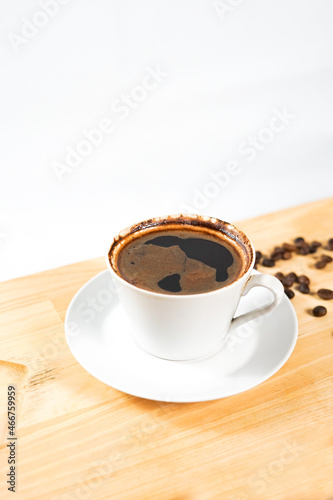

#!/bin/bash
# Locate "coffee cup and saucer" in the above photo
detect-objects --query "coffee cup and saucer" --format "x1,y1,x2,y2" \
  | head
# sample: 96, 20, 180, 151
65, 214, 298, 402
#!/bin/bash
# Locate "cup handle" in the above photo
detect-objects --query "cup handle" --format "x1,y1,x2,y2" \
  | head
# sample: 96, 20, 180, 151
229, 274, 284, 332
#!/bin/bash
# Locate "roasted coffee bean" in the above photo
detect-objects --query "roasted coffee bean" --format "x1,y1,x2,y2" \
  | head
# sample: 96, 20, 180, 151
282, 243, 296, 252
284, 288, 295, 299
286, 272, 297, 284
309, 244, 318, 254
317, 289, 333, 300
311, 241, 321, 249
298, 283, 310, 294
262, 258, 275, 267
255, 252, 262, 268
294, 237, 305, 244
255, 250, 263, 261
312, 306, 327, 317
295, 242, 307, 250
271, 250, 284, 261
275, 272, 285, 281
315, 260, 327, 269
283, 275, 294, 288
297, 245, 310, 255
320, 255, 333, 263
282, 251, 292, 260
297, 275, 310, 285
326, 238, 333, 250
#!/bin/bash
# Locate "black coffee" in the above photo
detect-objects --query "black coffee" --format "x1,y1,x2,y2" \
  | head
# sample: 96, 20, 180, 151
114, 226, 245, 295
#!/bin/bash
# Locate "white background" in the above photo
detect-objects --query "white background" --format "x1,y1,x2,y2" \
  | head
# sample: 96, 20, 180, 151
1, 0, 332, 282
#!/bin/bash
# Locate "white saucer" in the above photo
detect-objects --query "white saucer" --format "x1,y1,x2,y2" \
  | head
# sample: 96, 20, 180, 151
64, 270, 298, 402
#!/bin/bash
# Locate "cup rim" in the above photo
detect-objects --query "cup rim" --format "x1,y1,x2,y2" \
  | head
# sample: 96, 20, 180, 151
106, 214, 255, 299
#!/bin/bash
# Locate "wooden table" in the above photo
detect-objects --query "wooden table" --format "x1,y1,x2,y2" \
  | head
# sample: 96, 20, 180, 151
0, 198, 332, 500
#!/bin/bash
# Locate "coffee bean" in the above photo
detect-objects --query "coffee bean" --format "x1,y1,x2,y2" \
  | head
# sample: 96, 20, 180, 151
283, 276, 294, 288
295, 242, 307, 250
271, 250, 284, 261
309, 244, 318, 254
320, 255, 333, 263
255, 250, 263, 261
255, 251, 262, 269
317, 289, 333, 300
312, 306, 327, 317
286, 272, 297, 284
284, 288, 295, 299
262, 258, 275, 267
294, 237, 305, 244
311, 241, 321, 249
297, 245, 310, 255
298, 283, 310, 294
326, 238, 333, 250
275, 272, 285, 281
282, 242, 296, 252
282, 251, 292, 260
297, 275, 310, 285
315, 260, 327, 269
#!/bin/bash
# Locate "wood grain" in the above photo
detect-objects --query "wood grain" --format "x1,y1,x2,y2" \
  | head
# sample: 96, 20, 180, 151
0, 361, 28, 450
0, 198, 332, 500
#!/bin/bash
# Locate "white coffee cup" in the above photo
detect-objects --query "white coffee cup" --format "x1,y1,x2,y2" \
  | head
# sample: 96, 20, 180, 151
106, 214, 284, 361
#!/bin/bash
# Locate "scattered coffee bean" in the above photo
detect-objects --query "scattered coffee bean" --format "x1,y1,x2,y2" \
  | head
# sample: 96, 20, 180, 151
326, 238, 333, 250
271, 250, 284, 261
320, 255, 333, 263
297, 275, 310, 285
283, 276, 294, 288
286, 272, 297, 284
270, 246, 284, 261
282, 242, 296, 252
298, 283, 310, 294
317, 289, 333, 300
315, 260, 327, 269
254, 251, 263, 269
284, 288, 295, 299
312, 305, 327, 317
275, 272, 285, 281
262, 258, 275, 267
297, 245, 310, 255
257, 236, 331, 318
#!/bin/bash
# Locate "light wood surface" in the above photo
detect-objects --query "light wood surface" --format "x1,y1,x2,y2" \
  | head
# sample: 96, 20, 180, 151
0, 198, 332, 500
0, 361, 28, 449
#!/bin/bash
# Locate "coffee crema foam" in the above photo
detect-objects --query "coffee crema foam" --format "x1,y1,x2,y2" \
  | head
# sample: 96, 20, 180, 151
112, 224, 247, 295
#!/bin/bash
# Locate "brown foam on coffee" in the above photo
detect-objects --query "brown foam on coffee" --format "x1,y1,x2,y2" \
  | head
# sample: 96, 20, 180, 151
109, 215, 253, 295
